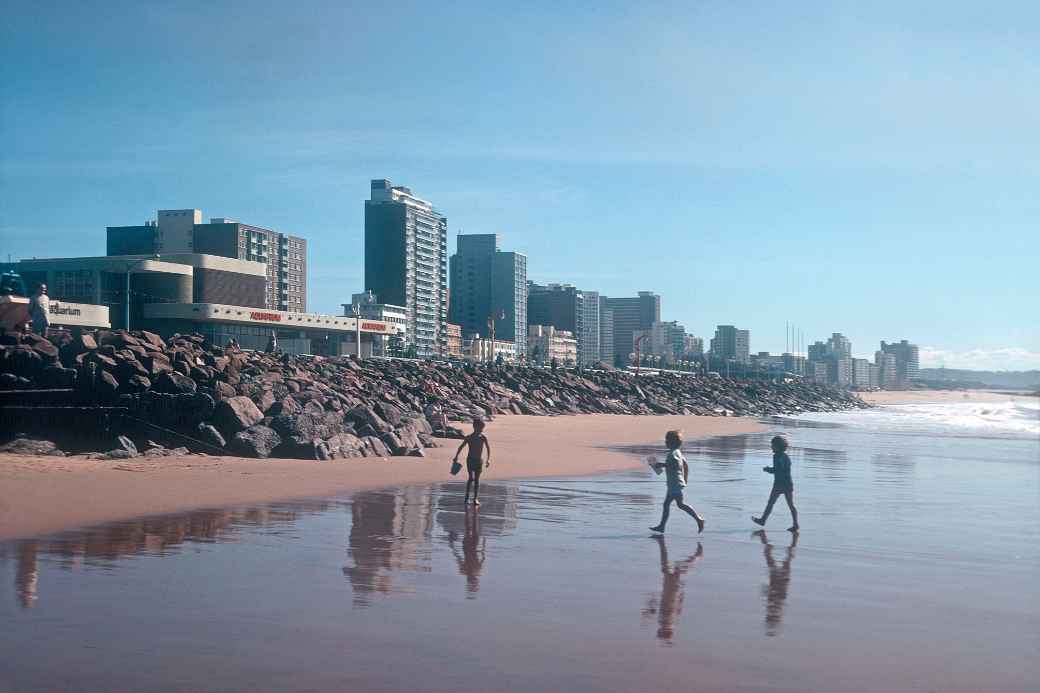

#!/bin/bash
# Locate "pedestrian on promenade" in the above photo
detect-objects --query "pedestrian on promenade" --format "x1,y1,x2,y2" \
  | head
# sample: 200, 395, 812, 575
649, 430, 705, 534
752, 435, 799, 532
453, 418, 491, 506
28, 283, 50, 336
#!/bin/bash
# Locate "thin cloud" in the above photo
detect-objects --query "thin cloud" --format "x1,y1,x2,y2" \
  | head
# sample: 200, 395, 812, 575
920, 346, 1040, 371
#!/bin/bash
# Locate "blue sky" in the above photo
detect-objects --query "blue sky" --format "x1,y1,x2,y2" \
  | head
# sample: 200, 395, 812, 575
2, 1, 1037, 369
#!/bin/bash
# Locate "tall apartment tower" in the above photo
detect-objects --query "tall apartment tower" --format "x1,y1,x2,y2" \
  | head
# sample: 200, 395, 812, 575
598, 296, 614, 364
106, 209, 307, 311
605, 291, 661, 364
827, 333, 852, 360
709, 324, 750, 363
448, 233, 527, 357
579, 290, 601, 367
365, 179, 448, 356
880, 340, 920, 386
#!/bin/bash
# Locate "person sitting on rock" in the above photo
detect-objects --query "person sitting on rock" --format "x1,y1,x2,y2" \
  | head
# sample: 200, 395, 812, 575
453, 418, 491, 506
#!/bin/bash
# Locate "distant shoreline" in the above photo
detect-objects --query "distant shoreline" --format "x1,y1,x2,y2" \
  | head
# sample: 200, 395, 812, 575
860, 389, 1032, 405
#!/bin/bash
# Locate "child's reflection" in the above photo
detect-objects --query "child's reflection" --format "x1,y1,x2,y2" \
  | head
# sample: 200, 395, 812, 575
448, 508, 486, 598
642, 536, 703, 643
754, 530, 797, 636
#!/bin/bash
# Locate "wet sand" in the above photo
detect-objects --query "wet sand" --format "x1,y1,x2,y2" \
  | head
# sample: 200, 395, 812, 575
0, 414, 762, 541
2, 410, 1036, 693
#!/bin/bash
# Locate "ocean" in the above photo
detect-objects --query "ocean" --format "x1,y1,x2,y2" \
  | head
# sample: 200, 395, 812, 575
1, 397, 1037, 692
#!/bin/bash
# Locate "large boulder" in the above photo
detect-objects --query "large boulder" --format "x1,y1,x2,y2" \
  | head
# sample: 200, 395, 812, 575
151, 371, 197, 395
270, 410, 347, 442
346, 404, 392, 434
231, 425, 282, 458
212, 396, 264, 436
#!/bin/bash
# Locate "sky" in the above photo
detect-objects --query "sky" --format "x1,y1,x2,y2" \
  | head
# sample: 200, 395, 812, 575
1, 1, 1037, 370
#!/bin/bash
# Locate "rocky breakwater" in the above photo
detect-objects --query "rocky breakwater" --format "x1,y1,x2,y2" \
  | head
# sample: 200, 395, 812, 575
0, 329, 868, 460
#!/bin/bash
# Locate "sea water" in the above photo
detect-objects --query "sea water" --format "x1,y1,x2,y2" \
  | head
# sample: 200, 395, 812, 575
1, 398, 1037, 692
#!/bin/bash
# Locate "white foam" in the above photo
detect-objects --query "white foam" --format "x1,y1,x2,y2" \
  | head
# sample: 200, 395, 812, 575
797, 398, 1040, 439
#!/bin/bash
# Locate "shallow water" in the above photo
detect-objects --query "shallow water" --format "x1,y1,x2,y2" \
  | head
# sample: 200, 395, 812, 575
1, 404, 1038, 692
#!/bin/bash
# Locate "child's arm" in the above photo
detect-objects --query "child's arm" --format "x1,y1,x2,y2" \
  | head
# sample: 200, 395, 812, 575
763, 465, 774, 473
453, 438, 467, 461
483, 437, 492, 467
683, 460, 689, 483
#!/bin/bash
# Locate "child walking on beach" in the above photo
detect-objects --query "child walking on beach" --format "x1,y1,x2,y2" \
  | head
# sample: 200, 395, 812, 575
650, 430, 705, 534
752, 435, 799, 532
453, 419, 491, 506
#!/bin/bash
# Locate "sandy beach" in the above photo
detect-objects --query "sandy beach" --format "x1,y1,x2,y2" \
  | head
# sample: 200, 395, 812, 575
859, 388, 1029, 405
0, 414, 763, 541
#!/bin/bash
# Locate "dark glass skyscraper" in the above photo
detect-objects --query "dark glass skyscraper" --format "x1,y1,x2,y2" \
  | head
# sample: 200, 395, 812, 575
449, 233, 527, 357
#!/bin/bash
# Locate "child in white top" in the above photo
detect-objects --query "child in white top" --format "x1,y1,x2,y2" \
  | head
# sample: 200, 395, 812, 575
650, 430, 705, 534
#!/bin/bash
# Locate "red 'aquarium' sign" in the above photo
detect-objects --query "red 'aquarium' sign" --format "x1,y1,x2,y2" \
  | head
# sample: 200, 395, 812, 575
249, 311, 282, 322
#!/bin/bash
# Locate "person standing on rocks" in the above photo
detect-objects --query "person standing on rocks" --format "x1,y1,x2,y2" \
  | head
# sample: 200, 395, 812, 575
650, 430, 705, 534
28, 283, 50, 336
453, 418, 491, 506
752, 435, 799, 532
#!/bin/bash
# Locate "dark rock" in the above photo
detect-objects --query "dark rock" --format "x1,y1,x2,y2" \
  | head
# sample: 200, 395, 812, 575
96, 370, 120, 401
151, 371, 198, 395
232, 425, 282, 458
212, 396, 264, 436
361, 435, 391, 457
214, 381, 236, 399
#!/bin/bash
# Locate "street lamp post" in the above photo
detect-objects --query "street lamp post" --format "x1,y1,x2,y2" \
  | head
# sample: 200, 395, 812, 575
351, 303, 362, 359
125, 255, 159, 332
634, 334, 648, 377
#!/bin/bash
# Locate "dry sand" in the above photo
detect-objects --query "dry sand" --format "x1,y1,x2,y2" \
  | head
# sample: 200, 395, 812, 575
0, 414, 763, 541
860, 389, 1029, 405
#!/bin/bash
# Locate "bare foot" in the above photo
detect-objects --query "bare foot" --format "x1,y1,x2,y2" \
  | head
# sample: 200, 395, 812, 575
473, 499, 481, 506
787, 525, 799, 532
751, 516, 765, 526
696, 517, 705, 534
649, 525, 664, 533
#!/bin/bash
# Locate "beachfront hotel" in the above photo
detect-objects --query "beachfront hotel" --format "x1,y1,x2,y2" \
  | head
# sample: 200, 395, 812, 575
527, 283, 602, 366
364, 179, 448, 357
107, 209, 308, 312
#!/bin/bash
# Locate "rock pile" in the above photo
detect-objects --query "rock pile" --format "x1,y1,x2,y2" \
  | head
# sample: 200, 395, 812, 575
0, 329, 868, 459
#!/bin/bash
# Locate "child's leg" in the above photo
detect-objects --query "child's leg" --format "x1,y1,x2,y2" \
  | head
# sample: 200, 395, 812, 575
783, 491, 798, 530
464, 472, 474, 503
651, 495, 675, 531
471, 470, 481, 502
675, 496, 706, 532
756, 489, 782, 524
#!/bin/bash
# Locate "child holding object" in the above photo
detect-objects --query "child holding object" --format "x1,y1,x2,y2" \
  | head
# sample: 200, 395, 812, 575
453, 418, 491, 506
752, 435, 799, 532
649, 430, 705, 534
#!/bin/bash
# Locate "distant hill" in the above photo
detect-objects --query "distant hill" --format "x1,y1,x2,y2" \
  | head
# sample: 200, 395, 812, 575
918, 368, 1040, 390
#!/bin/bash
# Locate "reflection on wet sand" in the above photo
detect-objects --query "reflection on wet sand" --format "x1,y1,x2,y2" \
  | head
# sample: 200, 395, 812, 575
3, 503, 336, 608
343, 482, 519, 605
800, 446, 849, 481
642, 536, 703, 644
754, 530, 797, 636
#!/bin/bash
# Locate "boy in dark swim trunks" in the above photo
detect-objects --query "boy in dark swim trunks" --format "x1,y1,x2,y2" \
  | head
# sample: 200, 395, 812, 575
649, 430, 705, 534
752, 435, 799, 532
453, 418, 491, 506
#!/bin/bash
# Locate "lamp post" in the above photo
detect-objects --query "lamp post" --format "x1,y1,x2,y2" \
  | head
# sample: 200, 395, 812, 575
634, 334, 648, 377
351, 302, 362, 359
125, 255, 158, 332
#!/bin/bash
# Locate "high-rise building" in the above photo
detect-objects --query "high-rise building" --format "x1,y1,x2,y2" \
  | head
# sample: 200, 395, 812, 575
852, 358, 872, 388
448, 234, 527, 358
598, 296, 614, 365
709, 324, 750, 363
683, 335, 704, 358
365, 179, 448, 357
605, 292, 661, 364
875, 350, 898, 388
827, 333, 852, 361
527, 282, 603, 365
579, 290, 601, 367
634, 321, 687, 364
807, 340, 829, 364
880, 340, 920, 387
107, 209, 308, 312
